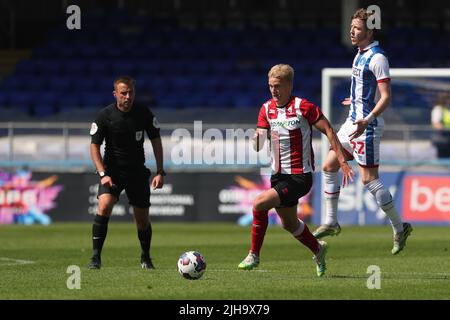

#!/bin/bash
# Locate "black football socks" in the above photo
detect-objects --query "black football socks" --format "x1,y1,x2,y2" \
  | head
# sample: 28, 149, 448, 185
138, 223, 152, 258
92, 214, 109, 258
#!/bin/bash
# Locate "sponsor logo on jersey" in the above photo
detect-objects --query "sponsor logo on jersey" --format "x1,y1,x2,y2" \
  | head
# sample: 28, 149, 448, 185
352, 67, 362, 77
270, 119, 301, 128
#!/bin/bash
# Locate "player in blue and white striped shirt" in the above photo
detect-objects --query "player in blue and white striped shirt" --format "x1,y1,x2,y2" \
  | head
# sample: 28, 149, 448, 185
313, 8, 412, 255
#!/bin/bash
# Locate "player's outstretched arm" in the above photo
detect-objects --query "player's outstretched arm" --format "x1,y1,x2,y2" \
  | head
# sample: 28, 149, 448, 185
314, 116, 355, 187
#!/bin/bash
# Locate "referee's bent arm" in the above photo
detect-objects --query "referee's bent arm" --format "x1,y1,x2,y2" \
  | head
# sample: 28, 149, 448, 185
90, 143, 106, 174
150, 137, 164, 174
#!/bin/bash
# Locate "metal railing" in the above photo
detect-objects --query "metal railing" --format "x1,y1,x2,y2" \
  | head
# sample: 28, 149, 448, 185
0, 122, 448, 170
0, 122, 88, 162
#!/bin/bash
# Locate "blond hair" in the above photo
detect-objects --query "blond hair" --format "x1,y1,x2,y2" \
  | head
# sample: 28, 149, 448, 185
268, 64, 294, 83
114, 75, 136, 90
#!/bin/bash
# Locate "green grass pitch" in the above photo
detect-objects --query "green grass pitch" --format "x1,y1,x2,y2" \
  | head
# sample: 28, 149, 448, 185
0, 222, 449, 300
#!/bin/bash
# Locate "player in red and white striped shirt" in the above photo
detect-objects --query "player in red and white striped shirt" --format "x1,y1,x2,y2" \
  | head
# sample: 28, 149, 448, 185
238, 64, 354, 276
257, 92, 320, 175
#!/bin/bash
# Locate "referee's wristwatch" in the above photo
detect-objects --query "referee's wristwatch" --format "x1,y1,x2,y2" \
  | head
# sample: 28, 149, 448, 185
156, 170, 167, 176
97, 171, 107, 179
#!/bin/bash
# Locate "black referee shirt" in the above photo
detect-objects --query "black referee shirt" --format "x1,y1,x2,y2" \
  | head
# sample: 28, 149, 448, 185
90, 103, 161, 168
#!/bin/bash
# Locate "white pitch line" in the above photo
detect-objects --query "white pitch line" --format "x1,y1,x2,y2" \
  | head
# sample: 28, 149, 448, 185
0, 257, 35, 266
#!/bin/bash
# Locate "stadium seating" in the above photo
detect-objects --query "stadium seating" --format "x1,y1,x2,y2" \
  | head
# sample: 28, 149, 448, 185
0, 5, 448, 119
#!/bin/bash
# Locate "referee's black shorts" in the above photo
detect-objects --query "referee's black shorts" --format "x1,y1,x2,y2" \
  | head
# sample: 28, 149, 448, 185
97, 166, 151, 208
271, 172, 313, 208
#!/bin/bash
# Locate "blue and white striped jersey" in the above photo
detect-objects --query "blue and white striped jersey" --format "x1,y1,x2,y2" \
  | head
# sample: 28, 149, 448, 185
348, 41, 390, 126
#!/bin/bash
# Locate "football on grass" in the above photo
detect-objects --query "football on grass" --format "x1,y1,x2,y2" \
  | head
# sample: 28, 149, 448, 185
177, 251, 206, 280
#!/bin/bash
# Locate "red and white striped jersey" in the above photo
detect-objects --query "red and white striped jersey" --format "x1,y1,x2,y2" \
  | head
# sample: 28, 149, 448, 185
257, 96, 323, 174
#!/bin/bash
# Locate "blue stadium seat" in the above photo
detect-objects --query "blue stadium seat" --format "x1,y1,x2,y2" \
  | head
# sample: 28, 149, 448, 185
3, 8, 448, 117
59, 95, 82, 110
185, 61, 211, 75
40, 92, 60, 104
141, 80, 170, 96
111, 60, 137, 75
133, 61, 163, 76
14, 59, 37, 76
0, 92, 9, 107
80, 92, 112, 108
77, 78, 101, 91
229, 95, 257, 108
208, 94, 233, 108
198, 77, 223, 92
62, 59, 88, 75
209, 60, 235, 75
9, 91, 34, 114
221, 77, 246, 91
79, 46, 100, 58
33, 104, 56, 117
21, 75, 48, 91
184, 94, 208, 108
55, 45, 79, 58
32, 46, 53, 58
172, 77, 196, 92
157, 96, 183, 108
36, 59, 63, 75
32, 93, 60, 116
97, 76, 114, 91
48, 76, 72, 91
3, 76, 25, 90
88, 60, 112, 75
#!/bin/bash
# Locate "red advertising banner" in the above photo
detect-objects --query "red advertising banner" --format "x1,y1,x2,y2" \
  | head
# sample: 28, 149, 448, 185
403, 176, 450, 222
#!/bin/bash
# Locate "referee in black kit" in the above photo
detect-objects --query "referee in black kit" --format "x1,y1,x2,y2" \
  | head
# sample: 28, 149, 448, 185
88, 76, 165, 270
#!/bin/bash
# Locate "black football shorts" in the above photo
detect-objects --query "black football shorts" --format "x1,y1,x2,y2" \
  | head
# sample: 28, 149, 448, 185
271, 172, 313, 208
97, 166, 151, 208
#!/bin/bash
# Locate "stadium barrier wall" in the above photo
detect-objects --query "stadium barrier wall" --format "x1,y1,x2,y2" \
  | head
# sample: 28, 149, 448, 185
0, 169, 449, 225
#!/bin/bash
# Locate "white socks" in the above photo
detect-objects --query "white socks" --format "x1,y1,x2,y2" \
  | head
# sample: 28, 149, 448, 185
323, 171, 340, 226
323, 171, 404, 234
365, 179, 403, 234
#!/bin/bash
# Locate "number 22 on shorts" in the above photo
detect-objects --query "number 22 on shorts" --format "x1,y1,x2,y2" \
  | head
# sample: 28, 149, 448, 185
350, 141, 365, 155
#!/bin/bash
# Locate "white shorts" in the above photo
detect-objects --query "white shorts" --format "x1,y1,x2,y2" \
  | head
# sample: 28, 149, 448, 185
336, 119, 384, 167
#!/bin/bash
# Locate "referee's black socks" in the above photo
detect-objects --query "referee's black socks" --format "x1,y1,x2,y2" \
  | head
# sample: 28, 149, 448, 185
138, 223, 152, 258
92, 214, 110, 257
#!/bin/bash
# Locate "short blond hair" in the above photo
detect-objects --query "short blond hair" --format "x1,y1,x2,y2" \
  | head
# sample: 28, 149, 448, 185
268, 64, 294, 83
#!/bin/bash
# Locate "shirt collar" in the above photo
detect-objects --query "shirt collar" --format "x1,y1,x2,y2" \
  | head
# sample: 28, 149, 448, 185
359, 41, 379, 53
274, 96, 294, 109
